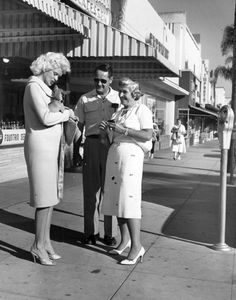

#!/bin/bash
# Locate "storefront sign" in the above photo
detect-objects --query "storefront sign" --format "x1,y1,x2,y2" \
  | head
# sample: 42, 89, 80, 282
146, 33, 169, 59
69, 0, 111, 25
0, 129, 25, 146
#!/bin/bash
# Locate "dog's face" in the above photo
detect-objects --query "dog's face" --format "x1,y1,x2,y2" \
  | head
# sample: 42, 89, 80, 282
52, 85, 70, 102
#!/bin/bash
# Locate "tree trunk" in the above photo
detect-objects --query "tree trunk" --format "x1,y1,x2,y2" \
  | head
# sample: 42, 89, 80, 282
229, 0, 236, 183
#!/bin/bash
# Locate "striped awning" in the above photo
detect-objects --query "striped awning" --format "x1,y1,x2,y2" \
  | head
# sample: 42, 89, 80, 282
0, 0, 89, 57
189, 105, 218, 118
69, 13, 180, 78
21, 0, 90, 37
0, 0, 179, 78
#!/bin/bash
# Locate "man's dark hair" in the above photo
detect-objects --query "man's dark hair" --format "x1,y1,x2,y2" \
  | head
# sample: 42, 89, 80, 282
94, 63, 113, 77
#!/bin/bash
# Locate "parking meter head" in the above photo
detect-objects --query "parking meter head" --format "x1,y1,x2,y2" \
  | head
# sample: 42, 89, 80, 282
218, 105, 234, 149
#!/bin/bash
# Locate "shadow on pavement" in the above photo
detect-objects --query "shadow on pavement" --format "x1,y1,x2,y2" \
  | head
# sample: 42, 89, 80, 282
145, 163, 220, 174
203, 153, 221, 158
0, 209, 119, 261
144, 170, 219, 184
142, 169, 236, 249
0, 240, 32, 262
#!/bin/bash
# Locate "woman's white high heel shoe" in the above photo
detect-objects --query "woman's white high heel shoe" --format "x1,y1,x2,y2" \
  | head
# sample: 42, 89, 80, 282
120, 247, 145, 265
30, 248, 56, 266
109, 240, 131, 255
47, 251, 62, 260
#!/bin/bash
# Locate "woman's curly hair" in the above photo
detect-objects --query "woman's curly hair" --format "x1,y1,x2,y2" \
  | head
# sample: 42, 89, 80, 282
118, 77, 143, 101
30, 52, 71, 75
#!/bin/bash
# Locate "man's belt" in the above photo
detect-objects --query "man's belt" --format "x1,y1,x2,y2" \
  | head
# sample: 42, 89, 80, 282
87, 135, 101, 139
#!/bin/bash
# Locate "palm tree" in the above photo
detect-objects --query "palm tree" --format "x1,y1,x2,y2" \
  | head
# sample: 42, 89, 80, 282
214, 25, 233, 82
213, 16, 236, 181
228, 7, 236, 182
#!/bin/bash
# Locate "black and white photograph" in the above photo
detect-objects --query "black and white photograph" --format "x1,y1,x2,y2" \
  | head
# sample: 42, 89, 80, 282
0, 0, 235, 299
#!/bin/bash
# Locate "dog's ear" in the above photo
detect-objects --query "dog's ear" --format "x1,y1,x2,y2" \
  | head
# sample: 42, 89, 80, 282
61, 90, 71, 96
52, 85, 70, 102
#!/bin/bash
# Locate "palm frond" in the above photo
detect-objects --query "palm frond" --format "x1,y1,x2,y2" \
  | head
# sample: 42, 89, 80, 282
221, 25, 234, 56
214, 65, 232, 80
225, 56, 233, 65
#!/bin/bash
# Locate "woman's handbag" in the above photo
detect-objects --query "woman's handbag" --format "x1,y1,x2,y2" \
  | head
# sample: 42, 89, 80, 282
48, 85, 80, 146
171, 132, 177, 141
175, 138, 182, 145
64, 118, 79, 146
131, 138, 152, 153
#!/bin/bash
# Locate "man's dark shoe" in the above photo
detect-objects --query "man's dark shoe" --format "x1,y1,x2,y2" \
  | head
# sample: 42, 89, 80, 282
82, 234, 99, 245
103, 235, 117, 246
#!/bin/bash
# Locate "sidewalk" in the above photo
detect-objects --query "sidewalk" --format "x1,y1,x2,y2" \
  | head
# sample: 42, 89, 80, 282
0, 140, 236, 300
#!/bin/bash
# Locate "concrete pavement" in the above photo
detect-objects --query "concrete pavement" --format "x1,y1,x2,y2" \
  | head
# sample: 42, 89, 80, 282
1, 140, 236, 300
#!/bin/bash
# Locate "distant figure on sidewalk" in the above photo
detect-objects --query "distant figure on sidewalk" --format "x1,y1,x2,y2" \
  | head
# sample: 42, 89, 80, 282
171, 118, 186, 160
24, 52, 74, 266
148, 122, 159, 159
100, 77, 153, 265
74, 63, 120, 246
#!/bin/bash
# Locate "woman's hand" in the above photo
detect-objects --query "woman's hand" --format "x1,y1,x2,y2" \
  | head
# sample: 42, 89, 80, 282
68, 109, 75, 118
109, 122, 126, 134
99, 121, 109, 131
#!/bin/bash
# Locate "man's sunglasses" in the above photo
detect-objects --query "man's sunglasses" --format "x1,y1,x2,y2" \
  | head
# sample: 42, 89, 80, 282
94, 78, 108, 84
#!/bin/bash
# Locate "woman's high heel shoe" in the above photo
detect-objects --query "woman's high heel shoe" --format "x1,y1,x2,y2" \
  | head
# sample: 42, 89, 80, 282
120, 246, 145, 265
109, 240, 131, 255
30, 249, 56, 266
47, 251, 61, 260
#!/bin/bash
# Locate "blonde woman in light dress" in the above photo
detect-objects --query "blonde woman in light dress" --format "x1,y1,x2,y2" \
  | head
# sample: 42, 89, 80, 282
24, 52, 75, 266
100, 77, 153, 265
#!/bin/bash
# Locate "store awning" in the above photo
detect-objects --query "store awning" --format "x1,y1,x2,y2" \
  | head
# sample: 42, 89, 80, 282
156, 77, 189, 96
1, 0, 180, 79
21, 0, 90, 36
0, 0, 89, 57
69, 14, 180, 78
189, 105, 218, 118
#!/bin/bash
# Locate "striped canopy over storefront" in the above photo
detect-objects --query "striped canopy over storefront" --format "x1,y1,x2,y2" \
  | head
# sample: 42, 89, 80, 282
0, 0, 180, 79
0, 0, 89, 58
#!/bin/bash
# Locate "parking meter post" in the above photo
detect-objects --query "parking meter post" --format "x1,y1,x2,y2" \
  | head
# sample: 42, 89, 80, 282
229, 128, 236, 184
212, 105, 234, 252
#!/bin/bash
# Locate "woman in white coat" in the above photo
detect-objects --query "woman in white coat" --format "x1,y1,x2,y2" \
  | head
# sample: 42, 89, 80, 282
24, 52, 75, 265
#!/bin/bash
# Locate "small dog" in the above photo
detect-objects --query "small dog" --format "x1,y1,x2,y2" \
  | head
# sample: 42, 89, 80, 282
48, 85, 70, 113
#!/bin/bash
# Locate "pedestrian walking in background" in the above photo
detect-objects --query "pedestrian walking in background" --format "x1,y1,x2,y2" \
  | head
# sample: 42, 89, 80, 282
171, 118, 186, 160
74, 63, 120, 246
23, 52, 74, 265
100, 77, 153, 265
148, 122, 159, 159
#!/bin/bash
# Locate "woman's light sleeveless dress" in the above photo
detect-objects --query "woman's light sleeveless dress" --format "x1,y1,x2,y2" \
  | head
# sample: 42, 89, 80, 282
101, 104, 152, 219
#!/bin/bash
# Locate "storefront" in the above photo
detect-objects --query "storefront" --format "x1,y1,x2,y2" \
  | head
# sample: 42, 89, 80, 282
178, 105, 218, 146
0, 0, 90, 145
0, 0, 182, 149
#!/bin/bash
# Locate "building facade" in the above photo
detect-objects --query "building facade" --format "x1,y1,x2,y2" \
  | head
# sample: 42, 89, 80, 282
110, 0, 188, 140
159, 11, 218, 145
0, 0, 217, 148
0, 0, 187, 149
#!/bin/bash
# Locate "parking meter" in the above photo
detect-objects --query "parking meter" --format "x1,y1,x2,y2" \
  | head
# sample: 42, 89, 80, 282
218, 105, 234, 150
212, 105, 234, 252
